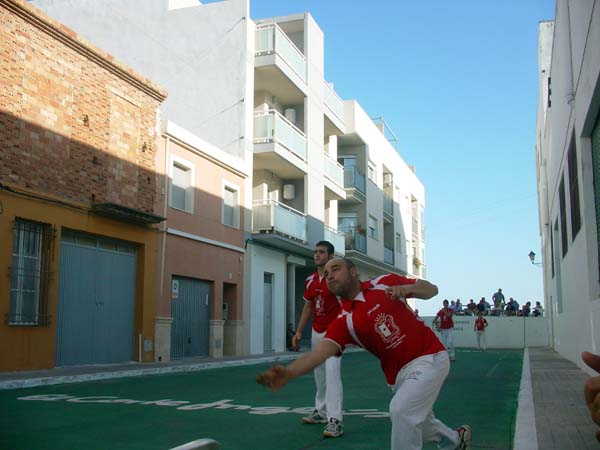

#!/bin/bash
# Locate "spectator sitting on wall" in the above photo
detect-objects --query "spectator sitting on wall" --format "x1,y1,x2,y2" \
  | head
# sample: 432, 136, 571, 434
449, 300, 456, 312
466, 299, 478, 316
477, 297, 487, 315
521, 301, 531, 317
454, 299, 463, 315
505, 299, 516, 316
533, 301, 544, 317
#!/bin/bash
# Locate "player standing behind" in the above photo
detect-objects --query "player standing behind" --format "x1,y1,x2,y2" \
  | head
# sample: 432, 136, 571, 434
433, 299, 455, 361
473, 311, 488, 351
257, 258, 471, 450
291, 241, 343, 438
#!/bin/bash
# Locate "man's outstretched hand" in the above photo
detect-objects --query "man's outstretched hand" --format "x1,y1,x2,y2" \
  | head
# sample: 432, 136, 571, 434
256, 365, 291, 392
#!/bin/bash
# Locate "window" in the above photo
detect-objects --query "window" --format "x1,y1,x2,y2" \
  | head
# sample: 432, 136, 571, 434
559, 175, 568, 257
395, 232, 402, 253
567, 136, 581, 240
222, 182, 240, 228
9, 219, 54, 326
368, 215, 378, 240
367, 161, 376, 183
169, 155, 194, 213
550, 222, 554, 278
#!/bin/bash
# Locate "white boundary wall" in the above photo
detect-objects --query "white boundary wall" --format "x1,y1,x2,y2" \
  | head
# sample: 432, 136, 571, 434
421, 316, 550, 348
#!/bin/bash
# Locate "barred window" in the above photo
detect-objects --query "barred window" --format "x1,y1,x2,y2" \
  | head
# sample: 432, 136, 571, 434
567, 137, 582, 240
559, 176, 568, 258
9, 219, 54, 326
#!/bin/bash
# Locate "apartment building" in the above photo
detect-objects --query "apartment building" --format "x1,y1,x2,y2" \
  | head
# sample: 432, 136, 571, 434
534, 0, 600, 370
32, 0, 429, 357
0, 0, 166, 370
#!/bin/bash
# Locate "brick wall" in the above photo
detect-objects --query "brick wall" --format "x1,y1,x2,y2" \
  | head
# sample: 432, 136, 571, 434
0, 1, 166, 213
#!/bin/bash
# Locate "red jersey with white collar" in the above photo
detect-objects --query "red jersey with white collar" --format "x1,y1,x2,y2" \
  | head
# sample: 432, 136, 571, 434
436, 308, 454, 329
304, 271, 341, 333
474, 316, 488, 331
325, 273, 445, 385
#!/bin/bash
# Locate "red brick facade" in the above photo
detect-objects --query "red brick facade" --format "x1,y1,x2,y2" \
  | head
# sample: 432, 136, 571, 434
0, 0, 167, 212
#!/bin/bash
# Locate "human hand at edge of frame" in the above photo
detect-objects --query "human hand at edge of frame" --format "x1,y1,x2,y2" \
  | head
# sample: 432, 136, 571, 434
256, 365, 291, 393
291, 333, 301, 351
582, 351, 600, 442
385, 285, 410, 301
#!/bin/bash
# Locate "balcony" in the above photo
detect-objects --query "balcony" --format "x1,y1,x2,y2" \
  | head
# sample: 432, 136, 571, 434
324, 225, 345, 256
412, 217, 419, 238
324, 81, 344, 121
252, 199, 306, 242
342, 166, 366, 203
254, 110, 308, 177
344, 229, 366, 254
323, 152, 344, 188
384, 244, 394, 265
383, 194, 393, 222
255, 24, 307, 82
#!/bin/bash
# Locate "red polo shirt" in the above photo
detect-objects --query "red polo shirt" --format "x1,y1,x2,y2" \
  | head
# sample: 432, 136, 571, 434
325, 274, 445, 385
303, 271, 341, 333
436, 309, 454, 329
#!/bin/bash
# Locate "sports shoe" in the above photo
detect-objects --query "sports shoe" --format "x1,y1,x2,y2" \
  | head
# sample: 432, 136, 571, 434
455, 425, 471, 450
323, 418, 344, 438
301, 409, 327, 424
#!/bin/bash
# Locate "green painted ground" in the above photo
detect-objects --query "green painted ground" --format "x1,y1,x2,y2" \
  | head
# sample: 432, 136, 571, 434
0, 349, 522, 450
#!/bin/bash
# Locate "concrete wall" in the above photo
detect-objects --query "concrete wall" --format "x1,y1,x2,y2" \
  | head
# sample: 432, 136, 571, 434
31, 0, 254, 162
422, 316, 550, 348
535, 0, 600, 372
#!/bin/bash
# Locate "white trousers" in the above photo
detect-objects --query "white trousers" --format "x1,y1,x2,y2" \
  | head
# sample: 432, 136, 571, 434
312, 329, 343, 421
390, 352, 459, 450
476, 330, 486, 350
440, 328, 455, 359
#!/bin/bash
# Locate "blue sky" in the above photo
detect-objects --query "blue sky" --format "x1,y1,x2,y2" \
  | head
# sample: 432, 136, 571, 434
250, 0, 555, 315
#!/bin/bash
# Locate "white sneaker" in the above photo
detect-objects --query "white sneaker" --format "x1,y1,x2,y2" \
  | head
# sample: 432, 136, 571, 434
455, 425, 471, 450
323, 418, 344, 438
301, 409, 327, 424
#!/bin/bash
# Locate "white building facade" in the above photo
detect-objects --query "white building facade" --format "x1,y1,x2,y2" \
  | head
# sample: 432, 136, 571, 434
534, 0, 600, 371
32, 0, 430, 357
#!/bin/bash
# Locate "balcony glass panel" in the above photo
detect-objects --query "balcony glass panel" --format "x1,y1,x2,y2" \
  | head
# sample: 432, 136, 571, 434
255, 25, 306, 81
324, 153, 344, 188
412, 218, 419, 237
324, 225, 345, 256
383, 194, 393, 216
252, 199, 306, 242
324, 82, 344, 119
343, 166, 366, 194
384, 244, 394, 265
254, 111, 307, 161
344, 230, 366, 253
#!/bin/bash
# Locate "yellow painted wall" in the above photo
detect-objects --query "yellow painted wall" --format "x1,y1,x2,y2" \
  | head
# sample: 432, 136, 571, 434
0, 189, 159, 371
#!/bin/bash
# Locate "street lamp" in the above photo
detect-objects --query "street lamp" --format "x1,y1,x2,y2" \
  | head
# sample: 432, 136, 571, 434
528, 251, 542, 266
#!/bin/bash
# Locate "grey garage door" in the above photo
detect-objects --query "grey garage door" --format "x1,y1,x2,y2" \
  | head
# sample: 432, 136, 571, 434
55, 231, 137, 366
170, 276, 210, 359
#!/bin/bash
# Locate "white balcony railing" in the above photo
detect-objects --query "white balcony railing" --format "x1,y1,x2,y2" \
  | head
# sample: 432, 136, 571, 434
252, 199, 307, 242
324, 225, 345, 256
254, 110, 307, 161
255, 24, 307, 81
324, 81, 344, 120
323, 152, 344, 188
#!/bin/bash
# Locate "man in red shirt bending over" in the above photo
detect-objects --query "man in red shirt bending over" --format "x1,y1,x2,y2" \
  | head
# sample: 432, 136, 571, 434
292, 241, 343, 438
258, 257, 471, 450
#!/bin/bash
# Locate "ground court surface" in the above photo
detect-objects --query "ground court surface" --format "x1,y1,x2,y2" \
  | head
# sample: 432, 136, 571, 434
0, 349, 522, 450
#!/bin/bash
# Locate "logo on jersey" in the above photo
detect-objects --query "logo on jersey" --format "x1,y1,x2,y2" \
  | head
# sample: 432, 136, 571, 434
374, 313, 405, 349
315, 294, 324, 315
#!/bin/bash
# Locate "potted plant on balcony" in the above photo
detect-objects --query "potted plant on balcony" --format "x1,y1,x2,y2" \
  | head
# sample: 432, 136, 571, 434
413, 256, 422, 267
355, 225, 366, 236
